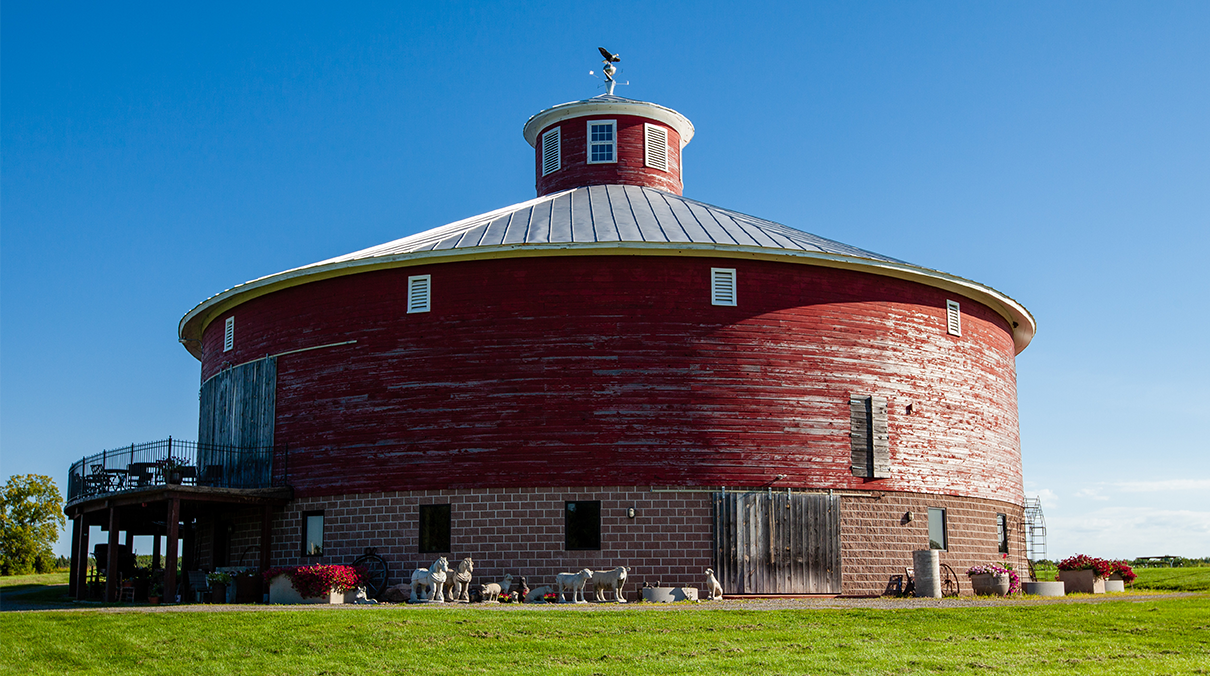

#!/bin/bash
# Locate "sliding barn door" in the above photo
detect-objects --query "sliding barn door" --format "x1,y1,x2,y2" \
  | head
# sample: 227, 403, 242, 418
713, 491, 841, 594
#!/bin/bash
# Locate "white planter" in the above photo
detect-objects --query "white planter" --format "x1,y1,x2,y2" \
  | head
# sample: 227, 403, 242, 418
1022, 581, 1065, 597
268, 575, 346, 604
1058, 569, 1105, 595
1104, 579, 1125, 592
641, 587, 699, 603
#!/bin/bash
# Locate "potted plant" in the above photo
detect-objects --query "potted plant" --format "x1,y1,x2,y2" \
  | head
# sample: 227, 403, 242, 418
1056, 554, 1112, 594
157, 456, 190, 485
966, 564, 1020, 596
208, 572, 233, 604
148, 581, 163, 605
264, 565, 368, 604
1106, 560, 1137, 592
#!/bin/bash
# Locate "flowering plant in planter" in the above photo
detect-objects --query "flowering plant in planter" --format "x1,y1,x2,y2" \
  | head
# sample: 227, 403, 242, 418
965, 564, 1021, 594
1111, 560, 1137, 584
263, 565, 368, 599
543, 593, 558, 603
1056, 554, 1114, 578
207, 572, 233, 586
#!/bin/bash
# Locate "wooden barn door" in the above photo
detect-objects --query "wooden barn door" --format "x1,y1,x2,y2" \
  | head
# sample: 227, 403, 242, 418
713, 491, 841, 594
198, 357, 277, 486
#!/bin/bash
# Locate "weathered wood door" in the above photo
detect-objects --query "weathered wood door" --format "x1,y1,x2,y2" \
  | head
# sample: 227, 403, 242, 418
713, 491, 841, 594
198, 357, 277, 486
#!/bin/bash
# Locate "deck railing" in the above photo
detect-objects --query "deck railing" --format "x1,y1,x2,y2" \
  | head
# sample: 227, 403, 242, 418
66, 438, 288, 504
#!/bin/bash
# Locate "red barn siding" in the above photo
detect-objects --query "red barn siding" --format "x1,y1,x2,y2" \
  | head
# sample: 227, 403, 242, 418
200, 255, 1020, 506
535, 115, 682, 196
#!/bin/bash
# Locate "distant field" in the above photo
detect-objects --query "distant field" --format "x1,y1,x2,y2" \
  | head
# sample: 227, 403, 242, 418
0, 572, 69, 589
1029, 564, 1210, 593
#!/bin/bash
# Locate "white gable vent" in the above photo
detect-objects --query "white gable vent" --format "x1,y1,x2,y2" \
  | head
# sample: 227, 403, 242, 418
408, 275, 431, 314
541, 127, 561, 176
644, 123, 669, 172
711, 268, 737, 306
223, 316, 235, 352
946, 300, 961, 337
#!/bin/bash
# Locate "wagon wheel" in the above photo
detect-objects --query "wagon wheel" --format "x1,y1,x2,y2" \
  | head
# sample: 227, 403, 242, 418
940, 563, 960, 597
350, 547, 389, 599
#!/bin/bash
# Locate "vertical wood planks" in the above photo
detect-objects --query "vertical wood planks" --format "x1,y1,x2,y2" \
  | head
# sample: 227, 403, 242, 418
714, 491, 841, 593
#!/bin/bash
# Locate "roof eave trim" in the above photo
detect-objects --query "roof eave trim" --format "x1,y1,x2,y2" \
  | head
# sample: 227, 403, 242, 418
178, 243, 1036, 360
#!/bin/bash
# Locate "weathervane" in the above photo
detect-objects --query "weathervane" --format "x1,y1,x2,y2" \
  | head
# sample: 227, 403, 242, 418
590, 46, 627, 95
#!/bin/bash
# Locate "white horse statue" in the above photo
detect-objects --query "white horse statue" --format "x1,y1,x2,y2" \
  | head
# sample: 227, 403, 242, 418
410, 556, 450, 603
441, 557, 474, 602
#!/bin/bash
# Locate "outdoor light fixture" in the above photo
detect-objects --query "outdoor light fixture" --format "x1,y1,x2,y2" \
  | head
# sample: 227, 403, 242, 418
627, 507, 636, 519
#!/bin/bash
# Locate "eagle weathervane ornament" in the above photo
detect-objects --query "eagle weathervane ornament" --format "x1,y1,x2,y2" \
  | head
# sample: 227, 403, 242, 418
597, 46, 621, 95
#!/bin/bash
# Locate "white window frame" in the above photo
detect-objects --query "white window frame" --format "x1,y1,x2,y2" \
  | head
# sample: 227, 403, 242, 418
644, 123, 669, 172
408, 275, 431, 314
223, 316, 235, 352
586, 119, 617, 164
541, 127, 561, 176
946, 300, 961, 337
711, 268, 737, 306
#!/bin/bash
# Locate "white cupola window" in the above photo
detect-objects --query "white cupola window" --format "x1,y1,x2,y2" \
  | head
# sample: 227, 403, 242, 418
587, 120, 616, 164
223, 316, 235, 352
644, 123, 669, 172
711, 268, 737, 306
946, 300, 961, 337
408, 275, 431, 314
541, 127, 561, 176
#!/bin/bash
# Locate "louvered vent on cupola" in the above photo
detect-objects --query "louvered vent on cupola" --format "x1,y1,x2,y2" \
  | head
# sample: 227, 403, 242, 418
946, 300, 961, 337
408, 275, 431, 313
541, 127, 561, 176
223, 316, 234, 352
711, 268, 737, 306
644, 123, 669, 172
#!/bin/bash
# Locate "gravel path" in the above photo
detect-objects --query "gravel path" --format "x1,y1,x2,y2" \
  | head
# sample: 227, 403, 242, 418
4, 590, 1203, 614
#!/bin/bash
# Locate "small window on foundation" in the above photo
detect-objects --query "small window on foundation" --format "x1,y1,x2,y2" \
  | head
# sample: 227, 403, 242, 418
419, 504, 451, 553
542, 127, 561, 176
928, 507, 947, 551
223, 317, 235, 352
565, 501, 601, 550
408, 275, 431, 314
302, 511, 324, 556
997, 513, 1008, 554
711, 268, 737, 306
946, 300, 961, 337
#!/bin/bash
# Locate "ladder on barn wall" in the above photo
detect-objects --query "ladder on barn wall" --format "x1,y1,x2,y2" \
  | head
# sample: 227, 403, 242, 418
1024, 497, 1047, 561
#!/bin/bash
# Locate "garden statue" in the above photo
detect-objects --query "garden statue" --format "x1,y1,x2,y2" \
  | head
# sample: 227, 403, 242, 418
705, 568, 723, 600
592, 566, 630, 602
442, 557, 474, 602
480, 573, 514, 602
556, 569, 594, 603
409, 556, 450, 603
524, 585, 554, 603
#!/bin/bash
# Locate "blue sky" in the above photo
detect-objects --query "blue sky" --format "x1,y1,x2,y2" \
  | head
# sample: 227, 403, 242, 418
3, 1, 1207, 559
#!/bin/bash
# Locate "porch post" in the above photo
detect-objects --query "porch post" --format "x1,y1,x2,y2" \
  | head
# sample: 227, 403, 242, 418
105, 507, 121, 601
74, 516, 90, 600
259, 505, 273, 572
152, 530, 162, 570
164, 498, 180, 603
68, 515, 80, 598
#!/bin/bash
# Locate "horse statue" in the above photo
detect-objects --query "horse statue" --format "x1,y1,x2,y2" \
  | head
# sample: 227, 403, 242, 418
409, 556, 450, 602
441, 557, 474, 602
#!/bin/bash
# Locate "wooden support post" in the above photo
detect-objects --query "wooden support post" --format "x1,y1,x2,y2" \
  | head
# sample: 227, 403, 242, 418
164, 498, 180, 604
152, 530, 162, 571
259, 505, 273, 573
74, 516, 90, 600
106, 507, 121, 602
68, 516, 81, 598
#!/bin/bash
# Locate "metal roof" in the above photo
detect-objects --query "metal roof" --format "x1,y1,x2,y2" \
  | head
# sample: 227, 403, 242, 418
179, 184, 1035, 357
309, 185, 903, 267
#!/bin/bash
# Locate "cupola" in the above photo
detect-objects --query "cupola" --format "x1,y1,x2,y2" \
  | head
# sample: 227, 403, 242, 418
522, 94, 695, 197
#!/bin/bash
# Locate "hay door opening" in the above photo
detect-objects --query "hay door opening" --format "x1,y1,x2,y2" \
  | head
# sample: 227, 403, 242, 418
713, 491, 841, 594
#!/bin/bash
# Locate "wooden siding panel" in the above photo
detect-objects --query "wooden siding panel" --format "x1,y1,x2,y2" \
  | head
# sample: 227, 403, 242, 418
713, 491, 841, 594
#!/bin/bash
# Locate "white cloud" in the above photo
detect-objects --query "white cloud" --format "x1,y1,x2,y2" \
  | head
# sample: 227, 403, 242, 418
1045, 506, 1210, 559
1074, 487, 1110, 501
1111, 479, 1210, 493
1026, 487, 1058, 507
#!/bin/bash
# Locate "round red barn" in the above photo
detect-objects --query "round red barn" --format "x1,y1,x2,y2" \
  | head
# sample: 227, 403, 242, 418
171, 91, 1036, 597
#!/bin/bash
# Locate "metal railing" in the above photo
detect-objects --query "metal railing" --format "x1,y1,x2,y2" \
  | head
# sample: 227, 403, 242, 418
67, 438, 288, 504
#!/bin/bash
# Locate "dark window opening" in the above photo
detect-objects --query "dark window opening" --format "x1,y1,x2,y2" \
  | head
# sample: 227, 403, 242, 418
997, 513, 1008, 553
928, 507, 947, 551
419, 504, 452, 553
565, 501, 601, 550
302, 512, 324, 557
850, 394, 889, 479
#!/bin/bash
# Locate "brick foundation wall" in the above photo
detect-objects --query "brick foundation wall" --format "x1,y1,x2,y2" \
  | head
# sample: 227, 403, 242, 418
197, 487, 1024, 597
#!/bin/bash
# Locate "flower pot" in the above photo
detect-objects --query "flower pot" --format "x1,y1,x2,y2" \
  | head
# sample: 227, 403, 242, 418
1059, 569, 1105, 594
211, 582, 227, 604
148, 596, 161, 605
1022, 581, 1065, 597
1104, 578, 1126, 592
970, 573, 1011, 596
167, 472, 182, 485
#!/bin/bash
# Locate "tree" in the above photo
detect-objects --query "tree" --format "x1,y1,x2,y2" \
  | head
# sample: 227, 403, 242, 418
0, 474, 66, 575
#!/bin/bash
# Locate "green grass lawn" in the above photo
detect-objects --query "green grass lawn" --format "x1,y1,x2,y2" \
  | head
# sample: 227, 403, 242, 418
0, 573, 71, 608
3, 597, 1209, 675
